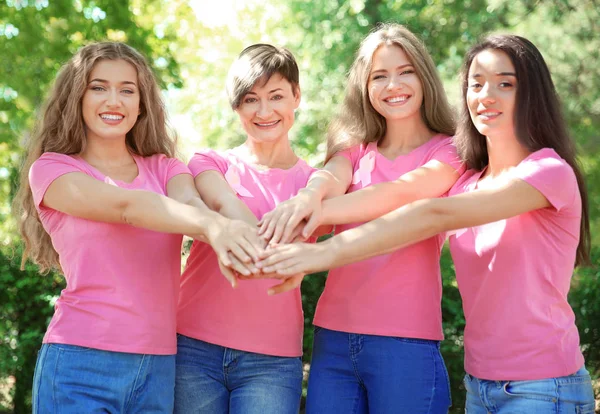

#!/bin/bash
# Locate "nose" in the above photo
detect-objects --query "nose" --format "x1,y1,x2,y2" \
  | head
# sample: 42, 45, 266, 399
479, 82, 495, 104
386, 74, 404, 91
256, 100, 273, 118
106, 88, 121, 107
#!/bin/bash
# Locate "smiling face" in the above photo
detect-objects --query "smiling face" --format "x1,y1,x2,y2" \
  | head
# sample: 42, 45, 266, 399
235, 73, 300, 143
367, 44, 424, 123
466, 49, 518, 140
81, 59, 140, 143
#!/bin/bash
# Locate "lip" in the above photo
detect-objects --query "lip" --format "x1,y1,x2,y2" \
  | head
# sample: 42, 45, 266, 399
477, 109, 502, 121
383, 94, 411, 105
253, 120, 281, 129
99, 112, 125, 125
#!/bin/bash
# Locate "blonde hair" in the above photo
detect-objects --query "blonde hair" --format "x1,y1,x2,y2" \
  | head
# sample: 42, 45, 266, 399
14, 42, 177, 272
325, 23, 455, 163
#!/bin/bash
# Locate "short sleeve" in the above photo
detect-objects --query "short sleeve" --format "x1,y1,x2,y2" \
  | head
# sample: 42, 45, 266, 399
427, 136, 465, 174
188, 149, 229, 178
164, 157, 192, 182
512, 148, 577, 212
334, 144, 364, 170
29, 153, 86, 209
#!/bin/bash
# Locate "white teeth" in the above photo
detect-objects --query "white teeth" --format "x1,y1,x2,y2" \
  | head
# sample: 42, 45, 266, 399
256, 121, 278, 126
480, 112, 500, 116
101, 114, 124, 120
385, 96, 408, 103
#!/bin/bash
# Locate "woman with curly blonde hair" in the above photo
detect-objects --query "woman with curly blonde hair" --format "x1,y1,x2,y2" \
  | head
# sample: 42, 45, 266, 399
14, 42, 263, 413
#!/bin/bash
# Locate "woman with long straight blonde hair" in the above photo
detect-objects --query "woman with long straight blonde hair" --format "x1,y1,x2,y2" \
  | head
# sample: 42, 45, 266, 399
257, 23, 462, 413
15, 42, 263, 413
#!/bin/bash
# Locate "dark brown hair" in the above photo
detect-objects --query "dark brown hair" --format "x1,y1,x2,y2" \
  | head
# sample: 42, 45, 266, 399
455, 34, 590, 266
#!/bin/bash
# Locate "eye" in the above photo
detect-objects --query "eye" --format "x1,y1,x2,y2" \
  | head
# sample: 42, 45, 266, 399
468, 83, 482, 89
372, 74, 386, 80
271, 94, 283, 101
400, 69, 415, 75
499, 82, 513, 88
91, 85, 106, 91
243, 97, 257, 104
122, 89, 135, 94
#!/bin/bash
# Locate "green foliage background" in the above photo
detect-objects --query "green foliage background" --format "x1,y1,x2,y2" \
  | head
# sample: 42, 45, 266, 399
1, 0, 599, 412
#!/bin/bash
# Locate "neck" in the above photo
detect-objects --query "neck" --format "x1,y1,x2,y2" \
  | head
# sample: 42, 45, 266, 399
379, 114, 434, 155
240, 135, 298, 169
485, 133, 532, 177
80, 136, 133, 166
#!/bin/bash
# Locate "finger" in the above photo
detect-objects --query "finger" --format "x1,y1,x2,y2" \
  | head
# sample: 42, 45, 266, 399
269, 211, 294, 245
219, 264, 238, 288
257, 212, 271, 234
255, 246, 294, 266
303, 213, 321, 239
267, 274, 304, 296
237, 236, 261, 264
261, 210, 283, 241
228, 243, 252, 264
279, 213, 307, 244
261, 257, 299, 274
287, 224, 306, 243
217, 250, 232, 268
228, 253, 252, 276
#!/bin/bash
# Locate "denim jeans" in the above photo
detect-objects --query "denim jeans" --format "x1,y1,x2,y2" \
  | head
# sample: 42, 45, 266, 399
32, 343, 176, 413
174, 334, 303, 414
306, 327, 452, 414
463, 366, 596, 413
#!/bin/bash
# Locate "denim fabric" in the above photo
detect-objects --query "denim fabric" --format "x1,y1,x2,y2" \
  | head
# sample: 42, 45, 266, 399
32, 343, 175, 413
463, 366, 596, 413
174, 334, 303, 414
306, 327, 451, 414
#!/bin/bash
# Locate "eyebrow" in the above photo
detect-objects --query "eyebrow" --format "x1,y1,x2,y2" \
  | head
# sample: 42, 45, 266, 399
247, 88, 284, 95
470, 72, 516, 78
371, 64, 413, 74
89, 78, 138, 86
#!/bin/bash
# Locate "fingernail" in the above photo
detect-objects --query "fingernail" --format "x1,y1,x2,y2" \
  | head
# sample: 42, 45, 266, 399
267, 290, 274, 296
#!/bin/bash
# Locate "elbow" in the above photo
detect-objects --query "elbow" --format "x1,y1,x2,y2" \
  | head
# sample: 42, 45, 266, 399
118, 191, 142, 226
417, 198, 453, 237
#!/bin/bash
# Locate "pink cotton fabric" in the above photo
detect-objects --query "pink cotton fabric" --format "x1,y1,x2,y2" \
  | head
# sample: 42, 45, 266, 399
29, 152, 190, 355
449, 148, 584, 380
177, 148, 316, 357
314, 135, 464, 340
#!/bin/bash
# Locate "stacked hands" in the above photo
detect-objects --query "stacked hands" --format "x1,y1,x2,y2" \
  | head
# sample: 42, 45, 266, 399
205, 191, 332, 295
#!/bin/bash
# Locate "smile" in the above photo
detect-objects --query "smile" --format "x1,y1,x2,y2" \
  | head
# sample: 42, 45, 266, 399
384, 95, 410, 104
254, 120, 280, 127
100, 114, 125, 120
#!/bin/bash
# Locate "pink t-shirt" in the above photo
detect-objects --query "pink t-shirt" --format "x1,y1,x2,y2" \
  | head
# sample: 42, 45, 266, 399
177, 148, 316, 357
29, 152, 189, 355
449, 148, 584, 380
314, 135, 464, 340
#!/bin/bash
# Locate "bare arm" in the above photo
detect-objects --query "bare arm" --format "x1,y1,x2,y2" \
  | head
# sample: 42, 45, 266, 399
320, 160, 460, 225
258, 155, 353, 243
257, 178, 551, 278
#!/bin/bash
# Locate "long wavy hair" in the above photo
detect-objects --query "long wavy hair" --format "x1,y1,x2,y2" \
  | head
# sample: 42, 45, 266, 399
325, 23, 455, 163
454, 35, 590, 266
14, 42, 177, 272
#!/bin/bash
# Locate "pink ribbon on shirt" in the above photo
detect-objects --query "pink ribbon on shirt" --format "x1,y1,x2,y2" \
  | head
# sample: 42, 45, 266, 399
351, 151, 376, 187
225, 165, 254, 198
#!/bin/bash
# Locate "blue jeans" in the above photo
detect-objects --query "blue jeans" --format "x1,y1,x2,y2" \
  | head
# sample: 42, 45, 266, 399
464, 366, 596, 413
306, 327, 451, 414
174, 334, 303, 414
32, 343, 175, 413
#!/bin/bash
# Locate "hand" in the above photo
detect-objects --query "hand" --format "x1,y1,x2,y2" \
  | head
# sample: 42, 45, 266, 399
268, 273, 306, 295
258, 189, 323, 245
206, 216, 264, 280
256, 242, 334, 276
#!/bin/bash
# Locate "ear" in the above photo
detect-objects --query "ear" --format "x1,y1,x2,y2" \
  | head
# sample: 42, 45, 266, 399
293, 85, 301, 109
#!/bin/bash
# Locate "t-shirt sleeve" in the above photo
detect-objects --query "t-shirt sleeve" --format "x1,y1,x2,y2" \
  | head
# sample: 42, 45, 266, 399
165, 157, 192, 182
29, 153, 86, 209
428, 137, 465, 173
333, 145, 362, 170
512, 148, 577, 212
188, 149, 229, 178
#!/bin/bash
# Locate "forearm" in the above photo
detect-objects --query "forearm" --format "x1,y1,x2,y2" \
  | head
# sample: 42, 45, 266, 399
325, 198, 447, 268
321, 182, 415, 225
212, 193, 258, 225
122, 190, 222, 237
304, 170, 348, 201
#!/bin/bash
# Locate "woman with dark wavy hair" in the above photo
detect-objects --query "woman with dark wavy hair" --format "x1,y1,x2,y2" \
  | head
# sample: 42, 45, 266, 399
15, 42, 262, 413
258, 35, 595, 413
